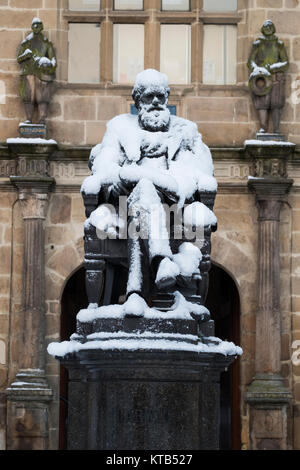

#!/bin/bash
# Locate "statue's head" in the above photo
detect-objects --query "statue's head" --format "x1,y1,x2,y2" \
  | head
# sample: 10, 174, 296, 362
31, 17, 44, 35
261, 20, 276, 37
132, 69, 171, 132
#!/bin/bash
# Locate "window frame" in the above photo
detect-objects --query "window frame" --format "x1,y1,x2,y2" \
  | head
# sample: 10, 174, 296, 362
63, 0, 242, 88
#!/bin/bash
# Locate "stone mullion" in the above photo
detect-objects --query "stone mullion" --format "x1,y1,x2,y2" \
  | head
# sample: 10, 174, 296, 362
191, 20, 202, 84
144, 18, 160, 71
100, 18, 113, 83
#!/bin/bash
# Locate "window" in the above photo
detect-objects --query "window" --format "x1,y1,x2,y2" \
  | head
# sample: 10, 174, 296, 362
203, 0, 237, 12
160, 25, 191, 84
161, 0, 190, 10
65, 2, 239, 85
69, 0, 101, 11
203, 25, 237, 85
68, 23, 100, 83
114, 0, 143, 9
113, 24, 144, 84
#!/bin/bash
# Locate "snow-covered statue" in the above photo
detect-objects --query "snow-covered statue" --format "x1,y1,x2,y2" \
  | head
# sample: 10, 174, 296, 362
81, 69, 217, 319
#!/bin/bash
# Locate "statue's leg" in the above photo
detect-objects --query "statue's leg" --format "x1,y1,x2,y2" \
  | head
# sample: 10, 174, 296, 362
38, 103, 48, 125
271, 108, 282, 134
257, 109, 269, 133
126, 228, 144, 299
23, 76, 35, 123
36, 80, 51, 124
24, 103, 34, 123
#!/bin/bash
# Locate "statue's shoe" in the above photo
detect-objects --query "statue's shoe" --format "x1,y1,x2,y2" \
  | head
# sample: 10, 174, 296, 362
155, 257, 180, 291
123, 293, 146, 318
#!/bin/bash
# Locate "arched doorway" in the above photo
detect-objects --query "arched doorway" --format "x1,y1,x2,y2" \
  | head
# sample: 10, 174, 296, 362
59, 266, 87, 450
59, 263, 241, 449
205, 263, 241, 450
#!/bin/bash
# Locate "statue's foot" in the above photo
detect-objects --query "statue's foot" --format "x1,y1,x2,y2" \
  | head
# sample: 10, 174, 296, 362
155, 257, 180, 290
25, 119, 32, 124
88, 302, 98, 309
259, 128, 266, 133
124, 293, 146, 318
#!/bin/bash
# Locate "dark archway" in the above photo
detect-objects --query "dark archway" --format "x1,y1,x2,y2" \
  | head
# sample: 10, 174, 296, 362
59, 266, 88, 450
59, 263, 241, 449
205, 263, 241, 450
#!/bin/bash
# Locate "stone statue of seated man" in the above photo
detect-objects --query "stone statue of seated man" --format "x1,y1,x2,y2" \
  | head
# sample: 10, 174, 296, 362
81, 69, 217, 316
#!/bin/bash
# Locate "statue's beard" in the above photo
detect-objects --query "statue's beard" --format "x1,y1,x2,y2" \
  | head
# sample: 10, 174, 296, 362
139, 105, 170, 132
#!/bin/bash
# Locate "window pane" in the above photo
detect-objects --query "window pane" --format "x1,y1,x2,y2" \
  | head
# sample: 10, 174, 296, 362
113, 24, 144, 83
160, 25, 190, 84
203, 0, 237, 11
114, 0, 143, 9
225, 25, 237, 85
203, 25, 236, 85
68, 23, 100, 83
162, 0, 190, 10
69, 0, 100, 11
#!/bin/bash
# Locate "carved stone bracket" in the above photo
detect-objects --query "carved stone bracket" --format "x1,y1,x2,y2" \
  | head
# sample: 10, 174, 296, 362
7, 140, 57, 179
245, 141, 295, 179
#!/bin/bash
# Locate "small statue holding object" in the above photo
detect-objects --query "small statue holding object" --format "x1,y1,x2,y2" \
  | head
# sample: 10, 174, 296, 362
17, 17, 57, 125
248, 20, 289, 135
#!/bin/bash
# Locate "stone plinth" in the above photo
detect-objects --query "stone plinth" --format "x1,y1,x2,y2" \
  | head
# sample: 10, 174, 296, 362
6, 369, 52, 451
256, 133, 285, 142
49, 303, 240, 450
59, 348, 235, 450
19, 123, 47, 139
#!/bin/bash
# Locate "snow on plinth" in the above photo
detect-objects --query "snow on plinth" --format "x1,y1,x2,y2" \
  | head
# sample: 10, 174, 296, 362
47, 291, 243, 358
244, 139, 295, 146
77, 292, 209, 323
7, 137, 57, 145
47, 335, 242, 358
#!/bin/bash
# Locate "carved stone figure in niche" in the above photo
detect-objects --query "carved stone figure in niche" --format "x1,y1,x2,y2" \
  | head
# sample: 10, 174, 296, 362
248, 20, 289, 135
17, 17, 56, 125
81, 69, 217, 318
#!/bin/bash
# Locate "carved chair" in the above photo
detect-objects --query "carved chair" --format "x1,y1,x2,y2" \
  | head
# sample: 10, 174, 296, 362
82, 188, 217, 310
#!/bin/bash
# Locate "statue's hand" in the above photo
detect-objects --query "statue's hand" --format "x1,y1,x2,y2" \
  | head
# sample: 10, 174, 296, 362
108, 180, 133, 198
18, 48, 33, 62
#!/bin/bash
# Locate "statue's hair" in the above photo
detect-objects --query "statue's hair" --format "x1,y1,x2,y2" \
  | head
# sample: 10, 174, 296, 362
132, 69, 170, 108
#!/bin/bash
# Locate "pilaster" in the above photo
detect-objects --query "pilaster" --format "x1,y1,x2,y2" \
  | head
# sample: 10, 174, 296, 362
245, 140, 294, 450
6, 141, 56, 450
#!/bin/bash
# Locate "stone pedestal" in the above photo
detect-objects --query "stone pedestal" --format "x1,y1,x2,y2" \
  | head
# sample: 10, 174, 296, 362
50, 305, 239, 450
19, 123, 47, 139
60, 349, 235, 450
245, 140, 294, 450
6, 140, 56, 450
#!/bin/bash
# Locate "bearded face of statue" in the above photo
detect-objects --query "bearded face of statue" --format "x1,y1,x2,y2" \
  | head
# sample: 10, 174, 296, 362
138, 87, 170, 132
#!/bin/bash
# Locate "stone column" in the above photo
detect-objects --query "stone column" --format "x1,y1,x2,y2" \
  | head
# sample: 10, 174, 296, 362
245, 141, 294, 450
6, 141, 55, 450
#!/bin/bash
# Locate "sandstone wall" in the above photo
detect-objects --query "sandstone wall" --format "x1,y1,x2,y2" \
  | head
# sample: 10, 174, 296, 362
0, 0, 300, 145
